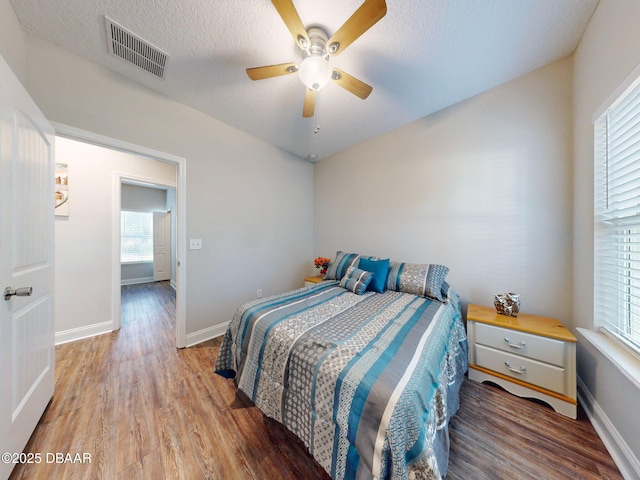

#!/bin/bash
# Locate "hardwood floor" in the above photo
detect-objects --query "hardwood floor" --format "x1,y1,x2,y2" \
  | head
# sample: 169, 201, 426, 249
9, 281, 622, 479
448, 383, 622, 480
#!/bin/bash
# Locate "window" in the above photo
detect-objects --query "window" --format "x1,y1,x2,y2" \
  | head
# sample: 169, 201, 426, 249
594, 74, 640, 356
121, 211, 153, 263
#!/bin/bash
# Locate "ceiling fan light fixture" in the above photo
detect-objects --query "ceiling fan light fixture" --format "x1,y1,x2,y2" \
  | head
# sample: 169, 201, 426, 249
247, 1, 387, 117
298, 55, 331, 91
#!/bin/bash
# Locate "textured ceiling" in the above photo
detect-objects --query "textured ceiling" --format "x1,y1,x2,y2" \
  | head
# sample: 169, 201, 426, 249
10, 0, 598, 161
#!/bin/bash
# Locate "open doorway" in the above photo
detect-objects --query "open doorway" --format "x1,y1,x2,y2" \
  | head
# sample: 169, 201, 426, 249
113, 173, 178, 338
118, 181, 176, 336
53, 123, 187, 348
120, 181, 176, 287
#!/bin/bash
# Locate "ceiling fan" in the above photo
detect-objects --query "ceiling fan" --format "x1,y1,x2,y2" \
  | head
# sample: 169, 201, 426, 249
246, 0, 387, 118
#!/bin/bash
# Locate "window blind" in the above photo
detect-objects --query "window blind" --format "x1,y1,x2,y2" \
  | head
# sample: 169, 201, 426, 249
594, 75, 640, 356
121, 211, 153, 263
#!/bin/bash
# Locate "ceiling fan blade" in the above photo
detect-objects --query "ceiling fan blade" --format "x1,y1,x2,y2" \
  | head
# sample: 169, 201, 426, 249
331, 68, 373, 99
326, 0, 387, 56
246, 62, 298, 81
271, 0, 310, 49
303, 88, 316, 117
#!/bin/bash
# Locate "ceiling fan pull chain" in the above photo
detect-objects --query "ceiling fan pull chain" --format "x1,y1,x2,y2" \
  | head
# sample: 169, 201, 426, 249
314, 93, 320, 133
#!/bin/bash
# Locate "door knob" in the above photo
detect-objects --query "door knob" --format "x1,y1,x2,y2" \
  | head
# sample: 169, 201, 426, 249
4, 286, 33, 301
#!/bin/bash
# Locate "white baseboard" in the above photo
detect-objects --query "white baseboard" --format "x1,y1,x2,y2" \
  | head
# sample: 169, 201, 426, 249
54, 316, 226, 348
121, 276, 154, 286
185, 322, 229, 347
577, 376, 640, 480
55, 320, 113, 345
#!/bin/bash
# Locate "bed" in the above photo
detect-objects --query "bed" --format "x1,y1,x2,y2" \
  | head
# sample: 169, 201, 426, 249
215, 253, 468, 480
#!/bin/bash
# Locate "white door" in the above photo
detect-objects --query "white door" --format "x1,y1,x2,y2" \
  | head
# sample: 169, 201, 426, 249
153, 211, 171, 281
0, 56, 55, 480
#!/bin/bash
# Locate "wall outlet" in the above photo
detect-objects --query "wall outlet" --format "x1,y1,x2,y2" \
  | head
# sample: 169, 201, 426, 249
256, 289, 263, 298
189, 239, 202, 250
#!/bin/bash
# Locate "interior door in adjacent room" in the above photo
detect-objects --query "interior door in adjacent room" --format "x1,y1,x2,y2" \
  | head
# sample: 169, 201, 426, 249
0, 56, 55, 480
153, 210, 171, 282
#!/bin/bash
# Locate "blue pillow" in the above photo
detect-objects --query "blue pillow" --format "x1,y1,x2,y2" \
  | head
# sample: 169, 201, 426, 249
339, 266, 373, 295
358, 257, 390, 293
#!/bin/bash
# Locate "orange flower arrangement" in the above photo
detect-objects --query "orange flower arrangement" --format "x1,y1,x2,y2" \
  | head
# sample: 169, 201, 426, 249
314, 257, 331, 275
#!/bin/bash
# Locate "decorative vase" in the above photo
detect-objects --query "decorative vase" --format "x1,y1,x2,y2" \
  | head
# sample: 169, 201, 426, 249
506, 292, 520, 316
494, 292, 521, 317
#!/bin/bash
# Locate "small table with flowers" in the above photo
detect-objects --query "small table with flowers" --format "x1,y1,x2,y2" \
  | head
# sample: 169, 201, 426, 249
304, 275, 325, 287
309, 256, 330, 287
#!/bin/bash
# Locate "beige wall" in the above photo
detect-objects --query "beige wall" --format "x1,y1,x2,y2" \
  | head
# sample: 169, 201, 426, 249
315, 57, 573, 322
573, 0, 640, 474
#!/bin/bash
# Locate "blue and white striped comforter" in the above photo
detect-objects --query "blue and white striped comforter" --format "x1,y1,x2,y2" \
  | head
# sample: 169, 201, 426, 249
215, 281, 468, 480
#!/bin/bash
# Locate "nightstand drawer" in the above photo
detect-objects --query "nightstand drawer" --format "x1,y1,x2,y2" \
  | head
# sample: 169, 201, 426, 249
475, 344, 566, 395
475, 322, 566, 367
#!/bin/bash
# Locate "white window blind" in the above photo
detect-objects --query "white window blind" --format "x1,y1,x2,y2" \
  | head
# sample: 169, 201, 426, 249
594, 74, 640, 356
121, 211, 153, 263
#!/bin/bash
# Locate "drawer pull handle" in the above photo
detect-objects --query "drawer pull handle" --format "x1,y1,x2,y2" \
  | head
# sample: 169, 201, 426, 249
504, 361, 526, 375
504, 337, 526, 349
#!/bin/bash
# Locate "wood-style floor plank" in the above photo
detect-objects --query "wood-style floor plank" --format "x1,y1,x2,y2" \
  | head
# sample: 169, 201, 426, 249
8, 281, 622, 480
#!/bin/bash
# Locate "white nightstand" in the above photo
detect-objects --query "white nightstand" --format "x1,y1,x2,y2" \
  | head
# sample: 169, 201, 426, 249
466, 304, 577, 418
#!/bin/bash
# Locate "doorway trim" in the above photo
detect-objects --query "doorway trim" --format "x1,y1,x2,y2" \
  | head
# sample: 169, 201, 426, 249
51, 122, 187, 348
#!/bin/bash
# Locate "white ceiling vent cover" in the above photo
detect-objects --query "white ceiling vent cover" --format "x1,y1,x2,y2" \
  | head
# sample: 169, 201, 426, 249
105, 16, 168, 79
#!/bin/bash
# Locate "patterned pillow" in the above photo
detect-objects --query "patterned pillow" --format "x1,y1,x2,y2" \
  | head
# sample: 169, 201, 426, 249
339, 266, 373, 295
324, 251, 361, 280
386, 261, 450, 302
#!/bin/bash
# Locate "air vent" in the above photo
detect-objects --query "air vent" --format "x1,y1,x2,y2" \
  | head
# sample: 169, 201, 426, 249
105, 16, 168, 79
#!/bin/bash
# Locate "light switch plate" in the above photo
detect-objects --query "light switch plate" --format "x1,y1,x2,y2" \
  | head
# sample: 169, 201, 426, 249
189, 239, 202, 250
